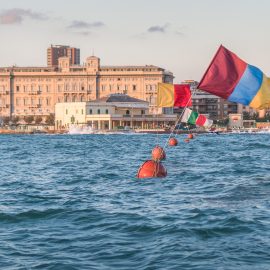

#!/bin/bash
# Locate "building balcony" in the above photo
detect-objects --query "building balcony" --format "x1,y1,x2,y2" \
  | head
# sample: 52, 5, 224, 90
28, 104, 41, 108
0, 91, 10, 95
29, 91, 42, 95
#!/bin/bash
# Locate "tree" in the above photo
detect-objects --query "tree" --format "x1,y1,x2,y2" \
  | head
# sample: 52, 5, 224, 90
218, 117, 229, 126
252, 112, 259, 120
11, 116, 20, 125
25, 115, 34, 124
35, 116, 43, 125
243, 111, 251, 120
265, 112, 270, 121
2, 116, 10, 126
45, 114, 55, 125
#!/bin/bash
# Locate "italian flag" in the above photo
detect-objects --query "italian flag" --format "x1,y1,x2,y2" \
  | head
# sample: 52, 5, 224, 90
181, 108, 213, 127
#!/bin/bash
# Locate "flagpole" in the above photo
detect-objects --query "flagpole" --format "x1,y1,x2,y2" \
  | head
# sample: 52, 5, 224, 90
162, 87, 197, 150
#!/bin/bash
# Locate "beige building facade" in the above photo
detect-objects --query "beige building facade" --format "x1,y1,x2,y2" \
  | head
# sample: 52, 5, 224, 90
0, 56, 173, 119
55, 94, 177, 130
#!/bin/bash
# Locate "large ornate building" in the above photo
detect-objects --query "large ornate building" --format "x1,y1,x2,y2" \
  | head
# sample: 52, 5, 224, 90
0, 55, 173, 118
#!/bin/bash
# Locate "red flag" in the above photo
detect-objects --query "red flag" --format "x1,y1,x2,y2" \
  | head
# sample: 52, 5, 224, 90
198, 45, 247, 99
174, 84, 192, 107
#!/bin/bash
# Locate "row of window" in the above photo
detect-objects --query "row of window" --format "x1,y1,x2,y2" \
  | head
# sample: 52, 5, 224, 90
16, 98, 51, 106
87, 109, 145, 115
66, 109, 84, 115
88, 109, 109, 115
9, 76, 162, 83
15, 109, 52, 113
66, 108, 135, 115
101, 68, 158, 72
1, 82, 159, 92
101, 84, 137, 91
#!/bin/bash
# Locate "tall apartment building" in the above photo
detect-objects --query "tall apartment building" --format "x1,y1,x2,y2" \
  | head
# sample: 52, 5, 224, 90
0, 56, 173, 118
179, 80, 238, 120
192, 90, 238, 119
47, 45, 80, 67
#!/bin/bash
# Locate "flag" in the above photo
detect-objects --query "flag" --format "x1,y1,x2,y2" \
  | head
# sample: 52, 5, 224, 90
157, 83, 192, 107
181, 108, 213, 127
198, 45, 270, 109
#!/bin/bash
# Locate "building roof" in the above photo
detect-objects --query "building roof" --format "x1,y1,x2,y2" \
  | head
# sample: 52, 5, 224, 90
91, 94, 148, 104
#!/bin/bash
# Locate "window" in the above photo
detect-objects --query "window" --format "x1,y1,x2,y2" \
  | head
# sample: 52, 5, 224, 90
105, 109, 108, 114
81, 109, 84, 115
126, 110, 130, 115
66, 109, 68, 114
89, 109, 92, 114
97, 109, 100, 114
133, 85, 136, 91
141, 110, 145, 115
71, 115, 75, 123
16, 86, 20, 92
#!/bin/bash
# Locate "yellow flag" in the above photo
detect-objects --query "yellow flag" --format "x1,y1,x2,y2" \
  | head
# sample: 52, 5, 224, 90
157, 83, 174, 107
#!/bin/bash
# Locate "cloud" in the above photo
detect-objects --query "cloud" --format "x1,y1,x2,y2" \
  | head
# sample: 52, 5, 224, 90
148, 25, 166, 33
0, 8, 47, 24
76, 31, 92, 36
175, 30, 185, 36
132, 23, 186, 39
147, 23, 169, 33
68, 20, 105, 29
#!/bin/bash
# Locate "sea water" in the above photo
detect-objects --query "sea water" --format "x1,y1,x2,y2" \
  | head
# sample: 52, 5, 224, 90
0, 133, 270, 269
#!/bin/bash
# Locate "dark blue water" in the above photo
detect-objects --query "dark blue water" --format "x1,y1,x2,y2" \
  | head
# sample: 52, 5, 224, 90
0, 133, 270, 269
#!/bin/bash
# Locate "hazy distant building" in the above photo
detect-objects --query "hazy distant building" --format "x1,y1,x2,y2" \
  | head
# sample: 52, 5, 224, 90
180, 80, 241, 120
0, 55, 173, 118
47, 45, 80, 67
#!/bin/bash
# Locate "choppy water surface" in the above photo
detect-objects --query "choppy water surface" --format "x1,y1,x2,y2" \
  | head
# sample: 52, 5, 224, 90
0, 133, 270, 269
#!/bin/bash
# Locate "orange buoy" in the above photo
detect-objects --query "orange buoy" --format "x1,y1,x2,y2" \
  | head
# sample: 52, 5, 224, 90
184, 139, 190, 143
137, 160, 167, 178
187, 134, 194, 139
168, 137, 178, 146
151, 146, 166, 161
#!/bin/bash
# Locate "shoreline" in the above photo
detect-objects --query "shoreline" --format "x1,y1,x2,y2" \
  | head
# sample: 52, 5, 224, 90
0, 128, 268, 135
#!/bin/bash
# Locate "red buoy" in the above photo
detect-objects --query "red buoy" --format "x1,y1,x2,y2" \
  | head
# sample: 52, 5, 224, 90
187, 134, 194, 139
168, 137, 178, 146
137, 160, 167, 178
184, 139, 190, 143
151, 146, 166, 161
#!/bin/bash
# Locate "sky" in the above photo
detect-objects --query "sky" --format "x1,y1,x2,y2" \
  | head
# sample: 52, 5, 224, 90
0, 0, 270, 82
